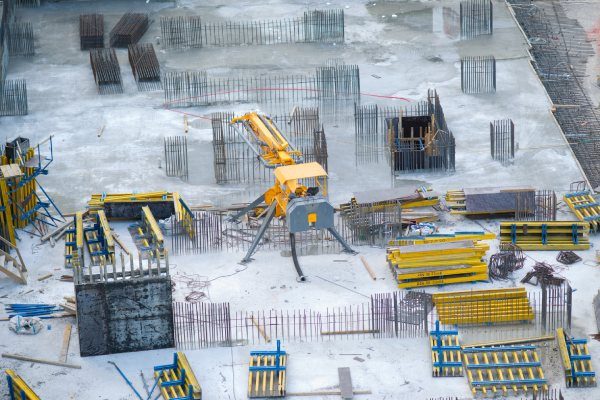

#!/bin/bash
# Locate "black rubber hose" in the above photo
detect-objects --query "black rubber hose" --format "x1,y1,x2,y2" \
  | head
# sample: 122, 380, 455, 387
289, 232, 306, 282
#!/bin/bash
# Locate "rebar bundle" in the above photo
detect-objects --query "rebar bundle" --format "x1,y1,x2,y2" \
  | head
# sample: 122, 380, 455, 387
556, 251, 581, 265
160, 16, 202, 49
461, 55, 496, 94
128, 43, 161, 91
315, 64, 359, 100
80, 14, 104, 50
514, 190, 557, 221
89, 48, 122, 95
8, 21, 33, 56
164, 136, 188, 181
460, 0, 493, 39
490, 119, 514, 165
0, 79, 27, 116
488, 243, 525, 281
109, 13, 148, 48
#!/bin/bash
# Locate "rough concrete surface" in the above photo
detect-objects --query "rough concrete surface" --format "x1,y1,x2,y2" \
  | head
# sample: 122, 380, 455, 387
0, 0, 599, 399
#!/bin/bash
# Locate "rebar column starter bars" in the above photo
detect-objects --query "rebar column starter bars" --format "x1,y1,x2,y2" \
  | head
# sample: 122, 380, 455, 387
89, 48, 122, 95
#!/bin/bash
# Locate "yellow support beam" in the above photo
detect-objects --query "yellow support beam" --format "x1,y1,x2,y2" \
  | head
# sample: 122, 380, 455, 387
5, 369, 41, 400
499, 221, 590, 250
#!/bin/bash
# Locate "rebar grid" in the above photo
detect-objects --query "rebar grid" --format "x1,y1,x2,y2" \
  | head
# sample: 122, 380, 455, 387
461, 55, 496, 94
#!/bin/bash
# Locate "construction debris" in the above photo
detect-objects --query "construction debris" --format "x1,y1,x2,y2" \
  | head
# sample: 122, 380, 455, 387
556, 251, 581, 265
5, 369, 41, 399
521, 262, 565, 286
446, 187, 535, 216
79, 14, 104, 50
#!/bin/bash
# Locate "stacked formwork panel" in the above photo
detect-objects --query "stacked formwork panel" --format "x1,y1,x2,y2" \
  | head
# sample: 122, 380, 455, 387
128, 43, 161, 91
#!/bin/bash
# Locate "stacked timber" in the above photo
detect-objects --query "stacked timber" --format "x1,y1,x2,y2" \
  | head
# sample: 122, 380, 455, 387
564, 191, 600, 232
387, 239, 489, 288
432, 288, 534, 325
499, 221, 590, 250
446, 186, 534, 216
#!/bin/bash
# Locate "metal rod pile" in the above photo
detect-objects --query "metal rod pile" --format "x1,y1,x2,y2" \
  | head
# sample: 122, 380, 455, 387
461, 55, 496, 93
89, 48, 122, 95
164, 136, 188, 181
109, 13, 148, 48
0, 79, 28, 116
128, 43, 161, 91
160, 16, 202, 49
8, 21, 34, 56
80, 14, 104, 50
460, 0, 493, 39
490, 119, 514, 165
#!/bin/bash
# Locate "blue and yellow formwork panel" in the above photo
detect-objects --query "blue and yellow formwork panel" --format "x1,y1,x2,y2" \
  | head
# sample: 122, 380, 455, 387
174, 193, 194, 239
556, 328, 596, 388
154, 352, 202, 400
499, 221, 590, 250
387, 240, 489, 288
248, 340, 287, 398
5, 369, 41, 400
463, 345, 548, 397
64, 212, 84, 268
83, 210, 115, 266
430, 321, 463, 377
564, 191, 600, 232
432, 288, 534, 325
141, 205, 165, 256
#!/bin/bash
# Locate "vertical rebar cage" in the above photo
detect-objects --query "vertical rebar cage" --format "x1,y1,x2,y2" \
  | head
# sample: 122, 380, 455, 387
460, 0, 493, 39
461, 55, 496, 94
490, 118, 514, 165
164, 136, 189, 181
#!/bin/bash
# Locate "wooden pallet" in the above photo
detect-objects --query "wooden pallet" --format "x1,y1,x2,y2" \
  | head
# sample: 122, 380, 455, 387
499, 221, 590, 250
430, 321, 463, 377
5, 369, 41, 400
463, 345, 547, 397
154, 352, 202, 400
432, 288, 534, 325
248, 341, 287, 398
556, 328, 596, 387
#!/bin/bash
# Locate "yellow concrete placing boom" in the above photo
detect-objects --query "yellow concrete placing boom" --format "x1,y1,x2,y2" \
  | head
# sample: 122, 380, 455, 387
229, 112, 355, 277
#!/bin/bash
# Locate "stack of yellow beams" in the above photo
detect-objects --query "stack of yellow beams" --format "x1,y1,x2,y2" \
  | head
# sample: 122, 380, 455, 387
499, 221, 590, 250
88, 191, 175, 213
432, 288, 534, 325
387, 240, 489, 288
389, 231, 495, 246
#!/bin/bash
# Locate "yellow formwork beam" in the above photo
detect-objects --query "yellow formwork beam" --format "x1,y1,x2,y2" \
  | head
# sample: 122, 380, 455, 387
397, 263, 487, 280
399, 273, 489, 289
5, 369, 41, 400
155, 352, 202, 400
433, 287, 527, 303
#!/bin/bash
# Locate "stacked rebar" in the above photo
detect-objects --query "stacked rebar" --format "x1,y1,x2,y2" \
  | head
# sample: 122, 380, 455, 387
461, 55, 496, 93
8, 21, 33, 56
89, 48, 122, 94
490, 119, 514, 165
0, 79, 28, 116
164, 136, 188, 181
163, 70, 208, 107
80, 14, 104, 50
160, 16, 202, 49
128, 43, 161, 91
460, 0, 493, 39
109, 13, 148, 48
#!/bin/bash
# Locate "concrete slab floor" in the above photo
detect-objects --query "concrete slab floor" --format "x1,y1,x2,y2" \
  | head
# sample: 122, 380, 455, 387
0, 0, 598, 399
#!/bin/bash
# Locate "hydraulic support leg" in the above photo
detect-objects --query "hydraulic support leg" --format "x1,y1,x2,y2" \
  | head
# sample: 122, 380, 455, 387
228, 194, 265, 223
241, 202, 276, 264
327, 227, 357, 254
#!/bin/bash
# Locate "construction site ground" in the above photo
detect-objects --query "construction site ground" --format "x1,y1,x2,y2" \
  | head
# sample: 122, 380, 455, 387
1, 0, 600, 399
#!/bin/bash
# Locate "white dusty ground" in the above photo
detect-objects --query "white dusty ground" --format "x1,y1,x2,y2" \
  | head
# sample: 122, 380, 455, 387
1, 0, 600, 399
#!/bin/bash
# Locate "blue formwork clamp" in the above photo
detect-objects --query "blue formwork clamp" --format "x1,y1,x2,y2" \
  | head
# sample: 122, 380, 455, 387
572, 224, 579, 244
154, 353, 179, 373
541, 224, 547, 245
511, 224, 517, 244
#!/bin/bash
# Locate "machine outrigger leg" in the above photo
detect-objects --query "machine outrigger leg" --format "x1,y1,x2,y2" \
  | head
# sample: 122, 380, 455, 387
228, 194, 265, 223
241, 202, 277, 264
327, 227, 357, 255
